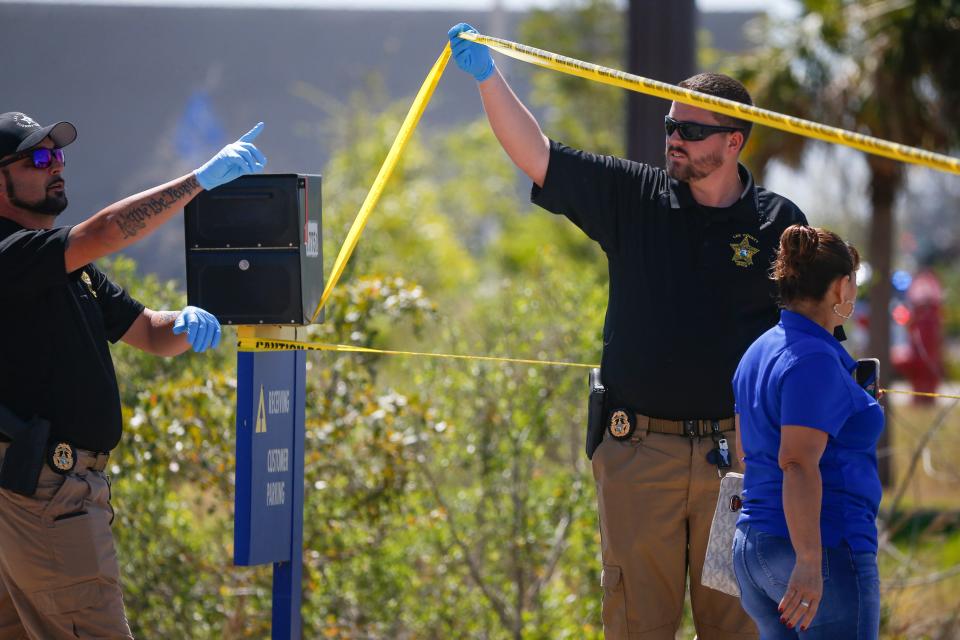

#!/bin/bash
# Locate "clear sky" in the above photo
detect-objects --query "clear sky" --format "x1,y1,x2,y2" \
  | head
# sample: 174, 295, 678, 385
1, 0, 799, 16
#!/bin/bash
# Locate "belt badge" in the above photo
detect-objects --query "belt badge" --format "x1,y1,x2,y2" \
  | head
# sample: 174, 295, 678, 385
608, 409, 635, 440
49, 442, 76, 474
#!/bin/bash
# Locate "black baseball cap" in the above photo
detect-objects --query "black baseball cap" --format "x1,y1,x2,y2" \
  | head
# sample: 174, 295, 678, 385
0, 112, 76, 160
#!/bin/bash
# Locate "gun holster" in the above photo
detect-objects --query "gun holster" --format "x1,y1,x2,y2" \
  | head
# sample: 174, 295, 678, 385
586, 367, 606, 460
0, 405, 51, 496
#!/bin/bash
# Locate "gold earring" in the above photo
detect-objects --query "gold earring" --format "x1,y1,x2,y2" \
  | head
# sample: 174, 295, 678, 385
833, 300, 855, 320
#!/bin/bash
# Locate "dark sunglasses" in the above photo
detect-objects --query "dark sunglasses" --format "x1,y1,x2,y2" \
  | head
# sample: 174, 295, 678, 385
664, 116, 743, 142
0, 148, 66, 169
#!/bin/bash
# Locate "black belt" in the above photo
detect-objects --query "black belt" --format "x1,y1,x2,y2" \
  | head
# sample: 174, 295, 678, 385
0, 441, 110, 474
640, 415, 735, 437
606, 412, 736, 471
48, 444, 110, 473
607, 409, 734, 442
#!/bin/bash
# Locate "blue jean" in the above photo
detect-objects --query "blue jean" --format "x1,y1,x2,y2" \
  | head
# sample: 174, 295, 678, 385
732, 525, 880, 640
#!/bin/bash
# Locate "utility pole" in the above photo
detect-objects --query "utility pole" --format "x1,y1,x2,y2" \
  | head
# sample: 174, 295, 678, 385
626, 0, 696, 164
489, 0, 508, 74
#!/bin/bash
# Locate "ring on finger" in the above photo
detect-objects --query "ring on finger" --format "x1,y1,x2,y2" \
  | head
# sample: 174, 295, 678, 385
800, 600, 811, 608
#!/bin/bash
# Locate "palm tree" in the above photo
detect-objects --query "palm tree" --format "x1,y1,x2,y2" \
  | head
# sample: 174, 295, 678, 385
729, 0, 960, 485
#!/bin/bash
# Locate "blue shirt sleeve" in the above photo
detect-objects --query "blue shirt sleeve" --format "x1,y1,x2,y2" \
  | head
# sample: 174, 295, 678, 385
780, 353, 854, 436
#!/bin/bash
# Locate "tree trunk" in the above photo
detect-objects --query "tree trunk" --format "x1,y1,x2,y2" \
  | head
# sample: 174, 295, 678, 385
626, 0, 695, 163
866, 156, 902, 488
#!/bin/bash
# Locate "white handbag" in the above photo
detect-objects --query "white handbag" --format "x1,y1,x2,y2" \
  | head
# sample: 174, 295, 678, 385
701, 471, 744, 597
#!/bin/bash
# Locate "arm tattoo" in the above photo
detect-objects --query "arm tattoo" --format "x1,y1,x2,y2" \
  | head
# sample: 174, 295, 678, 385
153, 310, 180, 327
114, 175, 200, 239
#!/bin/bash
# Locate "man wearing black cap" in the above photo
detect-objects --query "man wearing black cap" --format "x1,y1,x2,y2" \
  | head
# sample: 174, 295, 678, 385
0, 111, 266, 637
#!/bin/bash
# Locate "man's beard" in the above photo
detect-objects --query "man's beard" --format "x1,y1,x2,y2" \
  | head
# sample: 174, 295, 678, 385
2, 169, 68, 216
665, 147, 723, 182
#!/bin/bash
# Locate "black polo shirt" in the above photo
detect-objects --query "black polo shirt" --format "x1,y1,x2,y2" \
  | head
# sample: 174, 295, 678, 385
532, 140, 807, 420
0, 218, 143, 452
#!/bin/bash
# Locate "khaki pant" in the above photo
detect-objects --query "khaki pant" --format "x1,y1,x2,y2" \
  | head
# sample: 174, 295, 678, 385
592, 427, 757, 640
0, 444, 132, 640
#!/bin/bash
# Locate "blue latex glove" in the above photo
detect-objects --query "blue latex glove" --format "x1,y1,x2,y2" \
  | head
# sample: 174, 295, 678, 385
172, 306, 222, 353
448, 23, 495, 82
194, 122, 267, 191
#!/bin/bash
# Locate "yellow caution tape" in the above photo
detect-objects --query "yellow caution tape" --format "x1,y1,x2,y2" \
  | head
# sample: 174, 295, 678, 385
236, 337, 597, 370
310, 34, 958, 320
235, 335, 960, 399
236, 338, 960, 403
288, 34, 960, 379
880, 388, 960, 401
239, 335, 960, 401
459, 32, 960, 176
310, 44, 452, 323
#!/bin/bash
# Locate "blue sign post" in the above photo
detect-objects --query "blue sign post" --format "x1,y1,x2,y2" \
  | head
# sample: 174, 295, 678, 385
235, 346, 306, 638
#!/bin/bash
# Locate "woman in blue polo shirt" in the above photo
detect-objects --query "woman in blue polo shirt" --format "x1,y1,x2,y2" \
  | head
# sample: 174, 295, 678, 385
732, 224, 883, 639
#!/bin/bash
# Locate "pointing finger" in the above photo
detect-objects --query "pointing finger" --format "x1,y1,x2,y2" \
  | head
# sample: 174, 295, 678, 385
238, 121, 264, 143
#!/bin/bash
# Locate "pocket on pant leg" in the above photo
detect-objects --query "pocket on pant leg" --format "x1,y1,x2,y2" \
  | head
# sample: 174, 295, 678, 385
33, 578, 133, 640
49, 510, 102, 582
601, 564, 629, 638
34, 579, 102, 615
45, 474, 118, 583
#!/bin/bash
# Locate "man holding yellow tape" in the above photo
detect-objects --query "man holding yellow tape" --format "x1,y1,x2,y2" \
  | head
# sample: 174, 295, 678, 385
449, 23, 808, 640
0, 111, 265, 638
